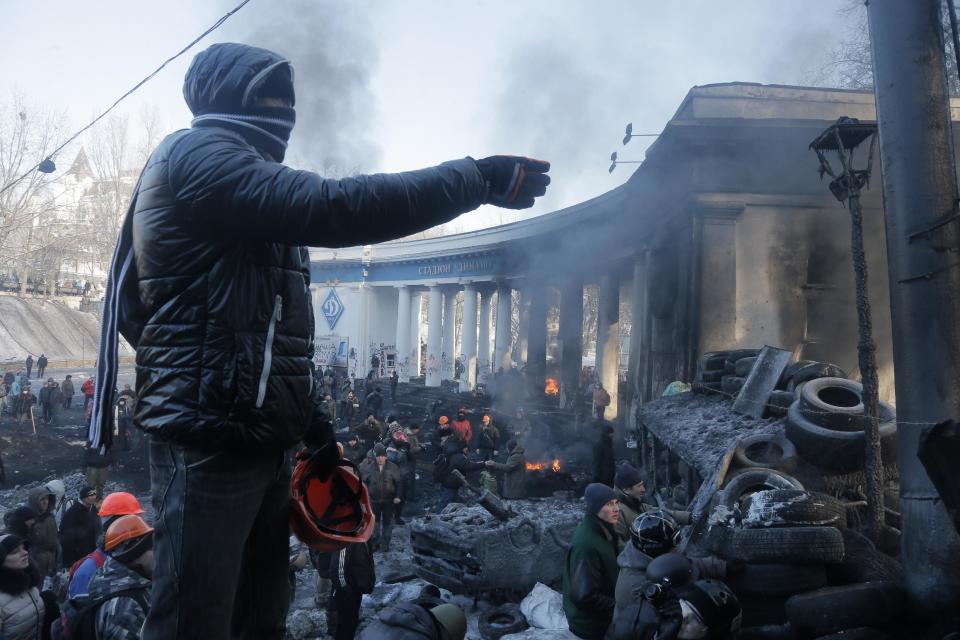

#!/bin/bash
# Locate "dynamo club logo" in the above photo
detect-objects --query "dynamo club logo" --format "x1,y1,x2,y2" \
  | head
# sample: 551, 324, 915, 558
321, 288, 344, 330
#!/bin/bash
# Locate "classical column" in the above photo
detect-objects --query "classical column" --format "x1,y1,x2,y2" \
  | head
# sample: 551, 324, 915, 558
627, 256, 647, 411
409, 291, 422, 377
560, 277, 583, 408
526, 284, 548, 393
395, 286, 412, 382
426, 285, 443, 387
459, 284, 479, 392
442, 287, 459, 381
478, 285, 493, 382
494, 283, 513, 371
596, 272, 621, 420
516, 287, 531, 366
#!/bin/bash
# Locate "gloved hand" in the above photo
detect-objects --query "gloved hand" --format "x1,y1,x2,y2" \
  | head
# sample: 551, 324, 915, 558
475, 156, 551, 209
301, 401, 340, 479
655, 593, 683, 640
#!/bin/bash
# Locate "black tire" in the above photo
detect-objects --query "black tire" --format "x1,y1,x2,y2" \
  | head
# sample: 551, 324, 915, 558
785, 362, 847, 391
778, 360, 817, 388
700, 370, 724, 383
813, 629, 896, 640
741, 490, 847, 530
798, 377, 868, 431
478, 603, 528, 640
725, 349, 762, 365
735, 356, 758, 377
722, 375, 746, 396
785, 403, 898, 473
785, 581, 905, 637
734, 434, 798, 472
701, 351, 731, 372
726, 563, 829, 597
719, 468, 804, 509
766, 390, 796, 418
738, 596, 789, 627
738, 624, 804, 640
717, 526, 845, 564
826, 531, 903, 583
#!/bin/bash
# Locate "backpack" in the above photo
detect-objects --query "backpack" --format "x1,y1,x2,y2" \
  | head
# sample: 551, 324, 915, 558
51, 587, 149, 640
68, 550, 107, 583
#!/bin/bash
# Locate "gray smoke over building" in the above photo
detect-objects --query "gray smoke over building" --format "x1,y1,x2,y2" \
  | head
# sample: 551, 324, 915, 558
221, 0, 381, 175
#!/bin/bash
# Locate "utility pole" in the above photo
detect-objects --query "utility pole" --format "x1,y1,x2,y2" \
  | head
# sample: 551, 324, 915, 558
867, 0, 960, 614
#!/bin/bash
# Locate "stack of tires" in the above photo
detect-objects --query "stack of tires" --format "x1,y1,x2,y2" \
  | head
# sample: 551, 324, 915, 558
705, 473, 905, 638
694, 349, 761, 395
785, 377, 897, 475
693, 351, 847, 420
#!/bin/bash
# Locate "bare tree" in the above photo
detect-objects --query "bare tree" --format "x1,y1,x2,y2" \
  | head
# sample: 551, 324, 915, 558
0, 93, 68, 289
818, 0, 960, 94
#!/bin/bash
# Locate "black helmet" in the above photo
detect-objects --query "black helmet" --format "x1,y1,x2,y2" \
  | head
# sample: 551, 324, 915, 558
645, 552, 693, 587
630, 510, 679, 557
679, 579, 742, 639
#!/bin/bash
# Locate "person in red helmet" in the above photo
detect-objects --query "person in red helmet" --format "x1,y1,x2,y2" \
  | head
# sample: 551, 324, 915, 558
67, 492, 145, 599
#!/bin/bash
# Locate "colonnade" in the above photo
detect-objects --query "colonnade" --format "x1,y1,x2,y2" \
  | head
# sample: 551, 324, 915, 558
388, 258, 642, 422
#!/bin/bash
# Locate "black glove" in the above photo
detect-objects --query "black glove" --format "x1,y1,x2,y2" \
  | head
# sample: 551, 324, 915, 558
656, 593, 683, 640
475, 156, 551, 209
301, 402, 340, 480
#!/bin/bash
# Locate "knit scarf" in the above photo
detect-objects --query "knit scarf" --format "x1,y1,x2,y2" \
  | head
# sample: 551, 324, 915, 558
191, 106, 296, 162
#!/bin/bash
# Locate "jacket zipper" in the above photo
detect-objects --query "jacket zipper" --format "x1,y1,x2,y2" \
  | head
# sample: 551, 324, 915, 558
256, 294, 283, 408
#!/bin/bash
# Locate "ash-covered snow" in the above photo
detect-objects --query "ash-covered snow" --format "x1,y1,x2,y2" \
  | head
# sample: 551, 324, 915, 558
638, 392, 784, 476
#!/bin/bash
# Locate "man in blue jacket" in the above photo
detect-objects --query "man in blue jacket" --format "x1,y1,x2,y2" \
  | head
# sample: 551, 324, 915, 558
89, 42, 550, 640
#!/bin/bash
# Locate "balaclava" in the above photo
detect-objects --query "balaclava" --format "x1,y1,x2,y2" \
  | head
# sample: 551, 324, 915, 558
185, 43, 297, 162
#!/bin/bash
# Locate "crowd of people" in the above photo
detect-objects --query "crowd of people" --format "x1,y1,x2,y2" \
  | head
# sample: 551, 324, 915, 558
0, 484, 152, 640
0, 356, 99, 433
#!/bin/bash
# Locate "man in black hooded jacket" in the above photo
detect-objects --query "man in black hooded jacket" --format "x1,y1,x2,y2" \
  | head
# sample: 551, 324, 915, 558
88, 42, 550, 640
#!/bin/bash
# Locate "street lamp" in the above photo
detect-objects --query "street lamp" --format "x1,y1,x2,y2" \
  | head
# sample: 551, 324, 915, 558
810, 116, 883, 541
608, 151, 642, 174
622, 122, 659, 146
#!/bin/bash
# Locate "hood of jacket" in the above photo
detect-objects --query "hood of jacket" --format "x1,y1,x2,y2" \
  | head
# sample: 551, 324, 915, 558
183, 42, 294, 115
374, 603, 439, 638
26, 487, 54, 516
617, 539, 653, 571
87, 556, 151, 602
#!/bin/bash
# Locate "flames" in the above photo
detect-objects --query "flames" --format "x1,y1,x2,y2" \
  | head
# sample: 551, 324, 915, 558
526, 458, 562, 472
545, 378, 559, 396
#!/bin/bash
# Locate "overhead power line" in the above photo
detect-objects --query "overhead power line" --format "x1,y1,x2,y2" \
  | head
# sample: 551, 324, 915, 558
0, 0, 256, 198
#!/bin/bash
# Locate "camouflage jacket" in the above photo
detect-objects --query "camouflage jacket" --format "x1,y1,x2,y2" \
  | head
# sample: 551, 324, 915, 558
88, 557, 150, 640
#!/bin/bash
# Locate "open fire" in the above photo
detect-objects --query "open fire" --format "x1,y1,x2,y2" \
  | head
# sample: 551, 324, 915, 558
545, 378, 559, 396
526, 459, 562, 473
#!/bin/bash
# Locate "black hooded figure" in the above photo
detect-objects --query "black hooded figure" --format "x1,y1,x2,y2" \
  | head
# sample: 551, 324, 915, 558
87, 42, 550, 640
593, 423, 616, 487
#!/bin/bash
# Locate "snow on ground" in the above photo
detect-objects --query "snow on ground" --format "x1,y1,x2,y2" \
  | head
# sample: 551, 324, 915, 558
0, 296, 132, 363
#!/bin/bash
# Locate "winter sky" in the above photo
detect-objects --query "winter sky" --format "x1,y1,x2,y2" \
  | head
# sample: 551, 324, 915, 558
2, 0, 855, 232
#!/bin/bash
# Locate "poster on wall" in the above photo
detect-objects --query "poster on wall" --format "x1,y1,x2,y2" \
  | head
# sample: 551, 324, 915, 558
315, 336, 349, 367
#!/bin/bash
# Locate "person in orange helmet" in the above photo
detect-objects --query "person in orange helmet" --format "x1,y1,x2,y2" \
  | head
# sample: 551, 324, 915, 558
67, 492, 145, 599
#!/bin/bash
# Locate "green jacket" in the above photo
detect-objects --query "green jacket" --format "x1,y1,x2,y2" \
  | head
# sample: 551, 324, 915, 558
490, 445, 526, 499
562, 513, 619, 639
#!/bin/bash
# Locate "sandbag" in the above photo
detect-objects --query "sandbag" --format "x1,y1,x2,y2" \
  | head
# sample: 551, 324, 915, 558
519, 582, 568, 630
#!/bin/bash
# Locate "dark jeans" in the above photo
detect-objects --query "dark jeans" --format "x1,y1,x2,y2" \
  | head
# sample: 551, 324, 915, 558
41, 402, 53, 423
143, 440, 291, 640
63, 395, 72, 408
330, 588, 363, 640
371, 502, 394, 551
479, 447, 496, 462
37, 367, 44, 378
435, 486, 459, 513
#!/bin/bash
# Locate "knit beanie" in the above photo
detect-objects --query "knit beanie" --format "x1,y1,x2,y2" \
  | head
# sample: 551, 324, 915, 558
373, 443, 387, 457
614, 463, 644, 490
112, 532, 153, 566
584, 483, 617, 516
0, 534, 25, 562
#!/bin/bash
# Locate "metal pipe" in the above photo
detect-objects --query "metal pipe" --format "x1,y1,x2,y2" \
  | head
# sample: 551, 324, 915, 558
868, 0, 960, 612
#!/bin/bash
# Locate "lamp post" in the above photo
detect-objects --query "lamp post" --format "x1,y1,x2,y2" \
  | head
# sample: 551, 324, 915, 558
810, 117, 883, 542
608, 151, 642, 174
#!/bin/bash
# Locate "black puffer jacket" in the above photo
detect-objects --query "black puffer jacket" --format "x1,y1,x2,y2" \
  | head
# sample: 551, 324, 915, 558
125, 43, 487, 451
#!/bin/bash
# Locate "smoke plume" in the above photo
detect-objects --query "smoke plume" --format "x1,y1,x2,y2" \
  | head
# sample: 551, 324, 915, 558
223, 0, 381, 175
